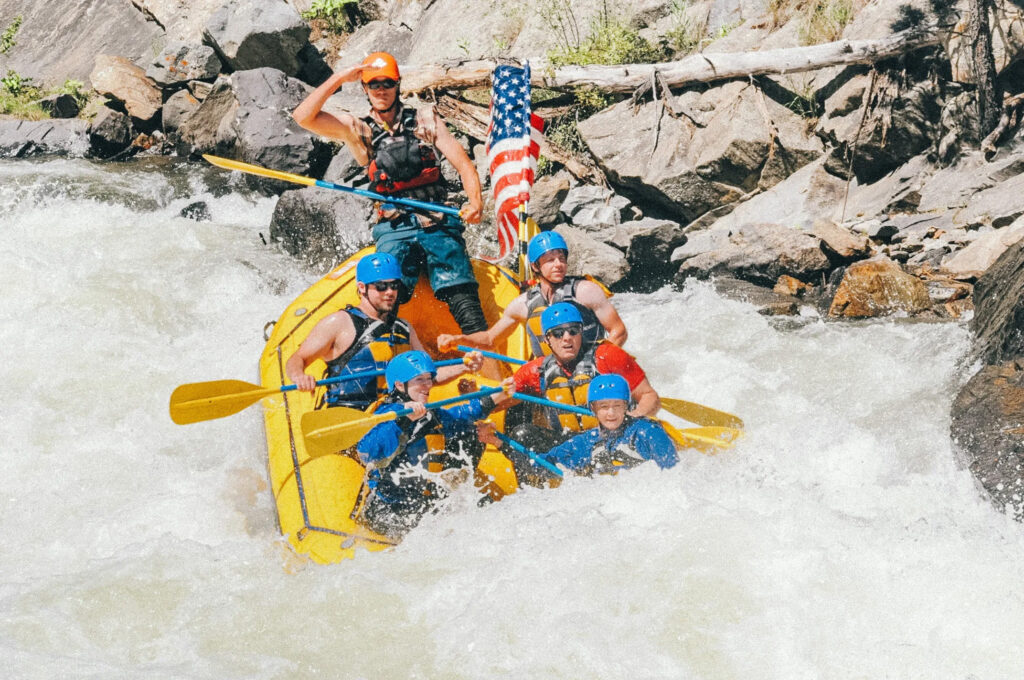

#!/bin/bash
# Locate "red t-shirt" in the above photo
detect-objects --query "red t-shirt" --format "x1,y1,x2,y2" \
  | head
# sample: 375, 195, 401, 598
513, 343, 646, 395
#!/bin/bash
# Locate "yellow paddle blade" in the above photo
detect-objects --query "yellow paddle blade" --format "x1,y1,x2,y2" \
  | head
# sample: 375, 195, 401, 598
203, 154, 319, 188
660, 420, 740, 455
660, 397, 744, 429
169, 379, 278, 425
301, 407, 399, 458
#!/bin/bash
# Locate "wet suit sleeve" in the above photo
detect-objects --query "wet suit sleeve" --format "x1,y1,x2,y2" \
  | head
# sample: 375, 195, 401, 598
513, 358, 543, 394
544, 429, 601, 473
356, 404, 410, 468
633, 419, 679, 470
594, 344, 647, 390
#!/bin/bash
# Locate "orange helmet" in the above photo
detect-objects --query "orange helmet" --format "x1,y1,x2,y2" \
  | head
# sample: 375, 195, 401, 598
360, 52, 400, 83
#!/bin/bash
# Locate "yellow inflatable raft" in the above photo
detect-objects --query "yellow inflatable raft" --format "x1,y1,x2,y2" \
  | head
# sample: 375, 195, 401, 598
259, 247, 530, 564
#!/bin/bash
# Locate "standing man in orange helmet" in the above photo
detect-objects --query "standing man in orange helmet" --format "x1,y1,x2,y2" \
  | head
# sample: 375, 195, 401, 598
292, 52, 489, 335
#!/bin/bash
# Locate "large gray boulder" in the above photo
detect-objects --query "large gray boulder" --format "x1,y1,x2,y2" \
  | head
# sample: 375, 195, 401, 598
0, 119, 89, 157
0, 0, 162, 83
177, 68, 331, 193
941, 218, 1024, 281
950, 361, 1024, 520
623, 218, 687, 291
90, 55, 163, 124
269, 187, 374, 268
555, 224, 630, 288
971, 239, 1024, 365
579, 81, 823, 224
162, 88, 202, 132
817, 70, 941, 184
88, 107, 134, 159
203, 0, 312, 77
671, 222, 831, 286
147, 42, 222, 88
696, 158, 849, 233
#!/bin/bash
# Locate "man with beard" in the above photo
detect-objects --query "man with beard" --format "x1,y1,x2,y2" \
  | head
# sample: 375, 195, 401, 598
285, 253, 481, 409
437, 230, 627, 358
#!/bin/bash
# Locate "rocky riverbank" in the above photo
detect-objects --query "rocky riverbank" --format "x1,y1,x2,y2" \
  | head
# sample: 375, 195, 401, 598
0, 0, 1021, 516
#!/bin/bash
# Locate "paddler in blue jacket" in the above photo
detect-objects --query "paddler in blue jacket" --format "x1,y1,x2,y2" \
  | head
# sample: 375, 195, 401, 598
356, 351, 513, 538
438, 230, 628, 357
483, 373, 677, 486
285, 253, 482, 409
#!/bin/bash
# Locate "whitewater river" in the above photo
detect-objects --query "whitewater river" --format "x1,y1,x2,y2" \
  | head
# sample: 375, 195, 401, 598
2, 157, 1023, 679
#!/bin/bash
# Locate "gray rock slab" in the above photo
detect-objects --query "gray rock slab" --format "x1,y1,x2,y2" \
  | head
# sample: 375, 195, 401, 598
0, 118, 89, 157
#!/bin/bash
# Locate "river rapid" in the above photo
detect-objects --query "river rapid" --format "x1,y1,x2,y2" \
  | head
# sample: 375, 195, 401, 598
2, 158, 1023, 679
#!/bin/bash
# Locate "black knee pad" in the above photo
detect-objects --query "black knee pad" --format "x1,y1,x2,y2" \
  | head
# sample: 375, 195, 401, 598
437, 283, 488, 334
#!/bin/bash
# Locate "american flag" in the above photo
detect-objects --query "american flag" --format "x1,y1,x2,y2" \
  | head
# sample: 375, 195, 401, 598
486, 63, 544, 261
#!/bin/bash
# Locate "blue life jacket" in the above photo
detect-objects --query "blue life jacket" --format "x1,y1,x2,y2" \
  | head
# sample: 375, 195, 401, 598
545, 416, 678, 475
323, 306, 412, 409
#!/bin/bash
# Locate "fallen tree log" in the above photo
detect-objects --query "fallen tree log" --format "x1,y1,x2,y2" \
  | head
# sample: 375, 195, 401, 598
433, 95, 606, 185
401, 28, 941, 94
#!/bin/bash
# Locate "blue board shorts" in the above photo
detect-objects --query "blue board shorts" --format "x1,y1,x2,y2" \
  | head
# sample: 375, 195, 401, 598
372, 212, 477, 302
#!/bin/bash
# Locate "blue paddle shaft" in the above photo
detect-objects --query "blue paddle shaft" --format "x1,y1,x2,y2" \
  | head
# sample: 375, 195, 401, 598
494, 432, 563, 478
281, 358, 464, 393
513, 391, 594, 417
457, 345, 527, 365
393, 385, 504, 417
315, 179, 462, 217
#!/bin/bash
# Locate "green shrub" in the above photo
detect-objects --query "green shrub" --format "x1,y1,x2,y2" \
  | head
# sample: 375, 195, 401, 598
1, 14, 21, 55
302, 0, 361, 33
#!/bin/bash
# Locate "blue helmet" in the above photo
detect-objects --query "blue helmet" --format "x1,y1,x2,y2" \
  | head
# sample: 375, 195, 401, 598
385, 351, 437, 391
527, 231, 569, 265
356, 252, 402, 285
540, 302, 583, 334
587, 373, 630, 404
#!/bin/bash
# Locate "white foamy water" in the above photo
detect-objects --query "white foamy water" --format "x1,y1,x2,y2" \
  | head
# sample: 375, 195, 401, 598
2, 158, 1023, 679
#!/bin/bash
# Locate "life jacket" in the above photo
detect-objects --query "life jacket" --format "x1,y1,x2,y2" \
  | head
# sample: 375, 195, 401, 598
537, 342, 605, 433
322, 307, 412, 408
363, 405, 478, 507
523, 276, 608, 357
363, 106, 445, 200
587, 417, 652, 476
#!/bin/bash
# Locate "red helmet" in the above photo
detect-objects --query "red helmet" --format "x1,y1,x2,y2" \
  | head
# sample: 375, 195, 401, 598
361, 52, 400, 83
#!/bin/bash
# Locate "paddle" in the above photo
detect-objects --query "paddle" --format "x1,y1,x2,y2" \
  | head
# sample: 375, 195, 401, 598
493, 431, 564, 478
169, 359, 466, 425
507, 391, 738, 451
203, 155, 463, 218
659, 397, 744, 429
456, 346, 743, 429
660, 421, 740, 452
457, 345, 527, 365
302, 386, 504, 458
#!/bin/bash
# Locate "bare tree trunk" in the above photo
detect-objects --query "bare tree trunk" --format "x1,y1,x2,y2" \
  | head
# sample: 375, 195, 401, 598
400, 28, 941, 95
966, 0, 1001, 135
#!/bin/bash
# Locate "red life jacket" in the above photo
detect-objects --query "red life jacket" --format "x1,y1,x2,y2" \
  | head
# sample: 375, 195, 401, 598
363, 107, 443, 196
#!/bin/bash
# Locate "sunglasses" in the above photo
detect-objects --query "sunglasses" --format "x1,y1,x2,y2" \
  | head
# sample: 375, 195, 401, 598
367, 79, 397, 90
370, 280, 402, 292
546, 325, 582, 339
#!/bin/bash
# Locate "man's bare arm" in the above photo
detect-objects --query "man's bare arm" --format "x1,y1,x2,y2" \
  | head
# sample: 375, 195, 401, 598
576, 280, 628, 346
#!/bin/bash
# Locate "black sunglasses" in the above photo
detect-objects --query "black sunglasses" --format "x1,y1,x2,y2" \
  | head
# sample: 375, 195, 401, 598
367, 79, 397, 90
370, 280, 402, 292
546, 325, 582, 339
